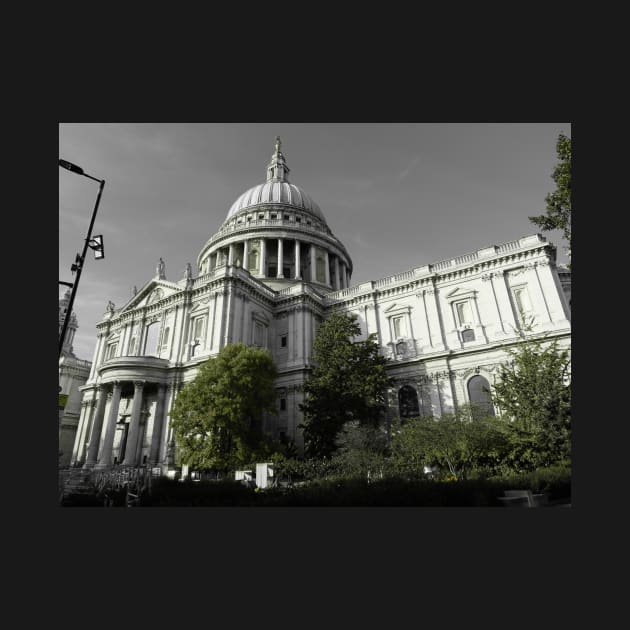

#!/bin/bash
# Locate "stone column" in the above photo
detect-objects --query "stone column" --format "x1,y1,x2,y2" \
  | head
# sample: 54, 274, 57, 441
428, 377, 443, 417
242, 239, 248, 271
228, 243, 234, 266
525, 263, 553, 323
310, 245, 317, 282
70, 400, 90, 466
423, 289, 446, 351
277, 238, 284, 278
334, 256, 340, 290
122, 381, 145, 467
535, 260, 571, 325
324, 250, 330, 287
259, 239, 266, 276
88, 333, 107, 381
296, 306, 305, 363
481, 273, 507, 338
159, 384, 175, 466
346, 268, 351, 288
149, 383, 167, 465
95, 381, 122, 469
339, 261, 346, 289
83, 385, 108, 469
294, 240, 301, 279
492, 271, 518, 335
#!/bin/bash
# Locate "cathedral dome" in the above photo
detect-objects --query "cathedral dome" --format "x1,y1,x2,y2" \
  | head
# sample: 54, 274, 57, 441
226, 181, 325, 222
224, 137, 326, 224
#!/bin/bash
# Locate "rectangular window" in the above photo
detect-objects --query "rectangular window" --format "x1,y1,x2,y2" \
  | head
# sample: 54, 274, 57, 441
254, 322, 264, 347
393, 316, 405, 339
270, 214, 277, 220
280, 335, 287, 348
161, 327, 170, 351
295, 217, 301, 223
513, 287, 532, 319
280, 398, 286, 411
456, 301, 472, 326
106, 343, 118, 360
193, 317, 204, 340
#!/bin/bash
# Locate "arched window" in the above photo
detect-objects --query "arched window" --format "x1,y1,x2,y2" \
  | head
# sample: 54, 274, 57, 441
398, 385, 420, 418
467, 375, 495, 416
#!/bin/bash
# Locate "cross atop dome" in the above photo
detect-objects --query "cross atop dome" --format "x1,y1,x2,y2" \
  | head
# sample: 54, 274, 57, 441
266, 136, 290, 182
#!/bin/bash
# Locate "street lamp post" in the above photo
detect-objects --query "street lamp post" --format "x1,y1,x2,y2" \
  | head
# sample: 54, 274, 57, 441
59, 159, 106, 357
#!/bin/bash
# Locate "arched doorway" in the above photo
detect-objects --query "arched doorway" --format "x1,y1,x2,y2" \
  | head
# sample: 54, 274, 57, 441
398, 385, 420, 418
467, 375, 495, 416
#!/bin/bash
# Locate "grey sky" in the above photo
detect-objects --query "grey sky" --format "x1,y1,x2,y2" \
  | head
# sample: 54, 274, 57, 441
59, 123, 571, 361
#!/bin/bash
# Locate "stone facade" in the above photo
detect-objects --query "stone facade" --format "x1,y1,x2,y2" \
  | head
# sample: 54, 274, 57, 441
59, 290, 92, 467
69, 139, 571, 470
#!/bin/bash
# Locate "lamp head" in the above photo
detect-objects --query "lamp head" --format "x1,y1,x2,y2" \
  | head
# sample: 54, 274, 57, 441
59, 159, 84, 175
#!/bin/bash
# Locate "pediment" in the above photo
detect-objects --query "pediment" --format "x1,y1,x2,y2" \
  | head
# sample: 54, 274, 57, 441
384, 302, 411, 315
119, 280, 181, 313
445, 287, 477, 301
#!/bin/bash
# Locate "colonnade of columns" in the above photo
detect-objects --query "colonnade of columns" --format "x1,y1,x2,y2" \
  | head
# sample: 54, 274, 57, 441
76, 380, 173, 470
217, 237, 351, 290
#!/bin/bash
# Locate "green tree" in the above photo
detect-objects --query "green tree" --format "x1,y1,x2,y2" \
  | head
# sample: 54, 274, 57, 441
169, 343, 278, 472
491, 335, 571, 468
330, 420, 389, 479
299, 311, 394, 458
529, 132, 571, 260
390, 408, 511, 480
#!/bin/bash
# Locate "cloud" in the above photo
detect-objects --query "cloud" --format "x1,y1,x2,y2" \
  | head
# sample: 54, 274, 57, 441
397, 155, 420, 182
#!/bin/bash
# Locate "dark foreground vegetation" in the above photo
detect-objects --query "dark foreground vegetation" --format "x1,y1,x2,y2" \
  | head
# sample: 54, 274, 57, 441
61, 465, 570, 507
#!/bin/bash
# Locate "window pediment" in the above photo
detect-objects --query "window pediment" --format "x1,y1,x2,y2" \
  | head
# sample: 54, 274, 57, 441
445, 287, 477, 303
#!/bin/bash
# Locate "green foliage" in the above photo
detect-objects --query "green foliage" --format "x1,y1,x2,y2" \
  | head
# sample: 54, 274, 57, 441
328, 420, 389, 479
169, 343, 278, 472
389, 406, 513, 481
491, 336, 571, 469
299, 311, 394, 458
529, 132, 571, 258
